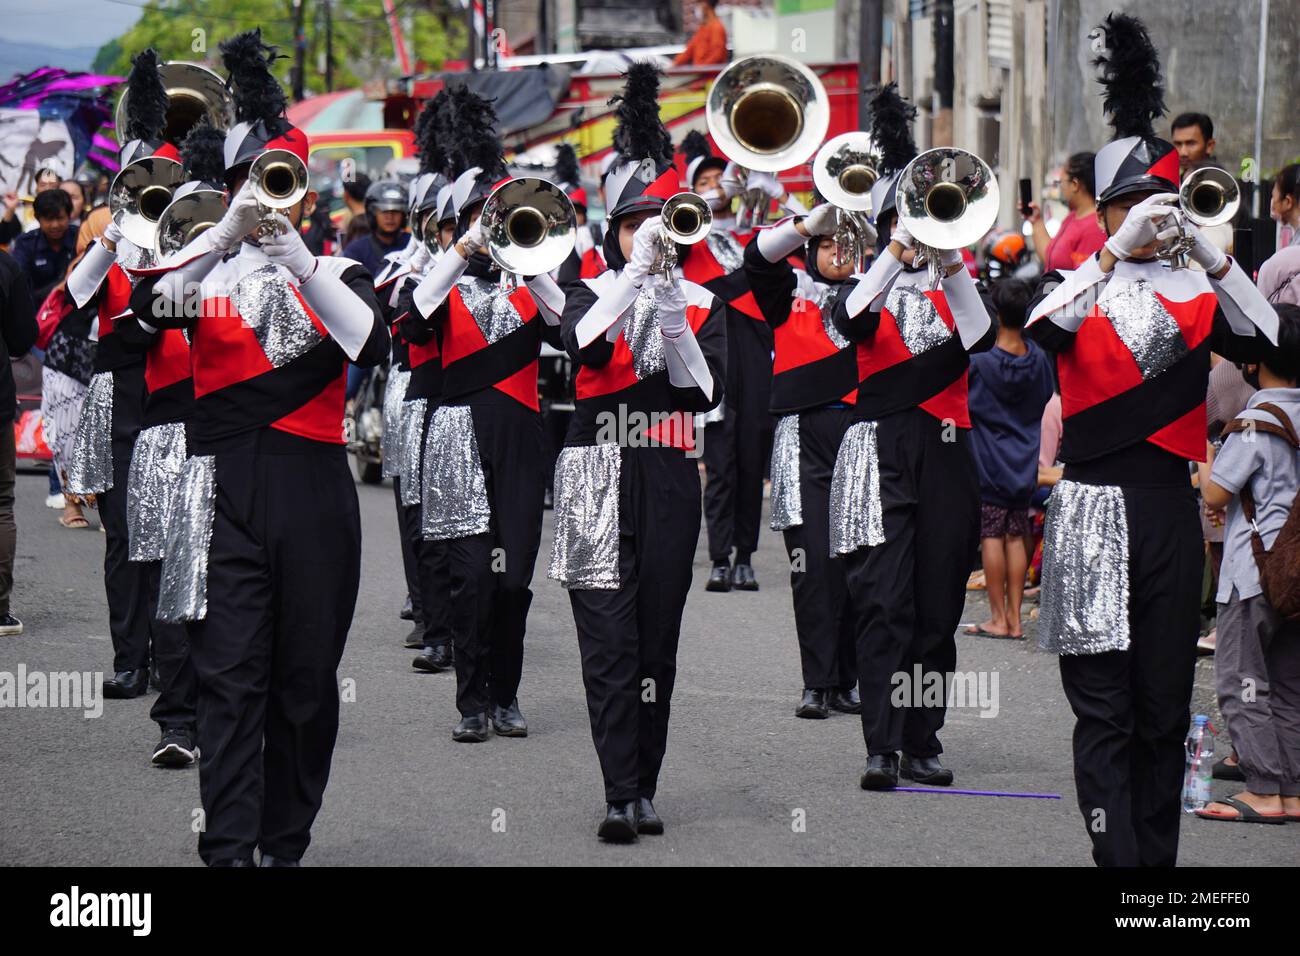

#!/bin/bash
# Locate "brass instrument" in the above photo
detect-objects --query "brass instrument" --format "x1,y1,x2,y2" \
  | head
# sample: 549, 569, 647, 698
479, 177, 577, 289
706, 54, 830, 230
895, 147, 1000, 286
156, 188, 227, 257
114, 62, 233, 146
1158, 166, 1241, 270
651, 191, 713, 277
109, 156, 187, 249
812, 132, 878, 272
249, 149, 309, 238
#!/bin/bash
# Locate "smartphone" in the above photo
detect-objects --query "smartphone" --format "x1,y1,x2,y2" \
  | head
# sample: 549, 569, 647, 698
1018, 178, 1033, 215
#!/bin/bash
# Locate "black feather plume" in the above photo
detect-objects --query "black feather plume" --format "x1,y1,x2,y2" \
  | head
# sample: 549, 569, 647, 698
608, 62, 672, 166
450, 86, 507, 182
123, 48, 169, 143
179, 118, 227, 184
679, 130, 713, 165
554, 142, 581, 188
219, 29, 288, 126
1092, 12, 1166, 140
415, 90, 450, 177
868, 83, 917, 175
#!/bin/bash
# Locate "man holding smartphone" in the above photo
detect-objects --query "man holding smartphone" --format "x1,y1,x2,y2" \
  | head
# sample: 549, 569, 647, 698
1021, 153, 1106, 272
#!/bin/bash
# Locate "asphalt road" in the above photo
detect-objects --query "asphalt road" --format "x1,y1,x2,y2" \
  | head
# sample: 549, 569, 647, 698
2, 468, 1295, 866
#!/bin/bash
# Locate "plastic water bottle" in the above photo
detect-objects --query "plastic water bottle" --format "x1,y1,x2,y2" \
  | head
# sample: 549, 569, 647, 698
1182, 715, 1215, 813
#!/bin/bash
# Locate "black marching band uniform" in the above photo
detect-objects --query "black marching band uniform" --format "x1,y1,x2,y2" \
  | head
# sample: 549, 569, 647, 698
829, 85, 994, 791
401, 88, 567, 743
131, 31, 390, 866
551, 64, 725, 840
1026, 14, 1278, 866
743, 205, 863, 718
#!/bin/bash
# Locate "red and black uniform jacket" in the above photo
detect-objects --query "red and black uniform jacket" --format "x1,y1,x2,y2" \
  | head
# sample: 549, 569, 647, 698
395, 273, 443, 404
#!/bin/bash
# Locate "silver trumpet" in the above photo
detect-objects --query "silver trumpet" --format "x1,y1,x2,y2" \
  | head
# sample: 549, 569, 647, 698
1158, 166, 1241, 270
895, 147, 1000, 287
706, 54, 830, 230
651, 191, 713, 278
156, 188, 227, 257
249, 149, 309, 238
479, 176, 577, 291
109, 156, 187, 250
812, 132, 878, 272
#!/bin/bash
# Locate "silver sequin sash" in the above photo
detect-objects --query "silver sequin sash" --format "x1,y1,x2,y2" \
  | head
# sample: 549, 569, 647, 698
157, 454, 217, 623
1102, 279, 1189, 380
770, 414, 802, 531
829, 420, 885, 555
381, 368, 412, 478
64, 371, 115, 495
706, 231, 744, 273
1037, 480, 1131, 655
625, 288, 666, 380
126, 422, 187, 562
229, 264, 324, 367
398, 397, 427, 503
421, 404, 491, 539
884, 283, 952, 357
458, 275, 524, 344
548, 443, 622, 590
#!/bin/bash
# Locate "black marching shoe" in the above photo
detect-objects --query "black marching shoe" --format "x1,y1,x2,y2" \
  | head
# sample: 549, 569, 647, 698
706, 564, 732, 592
795, 688, 829, 719
103, 668, 149, 699
900, 754, 953, 786
636, 798, 663, 835
859, 753, 900, 791
399, 596, 415, 621
401, 627, 425, 649
597, 801, 640, 843
827, 686, 862, 715
412, 643, 453, 672
259, 853, 300, 867
489, 698, 528, 737
151, 728, 200, 768
452, 712, 491, 743
730, 562, 759, 591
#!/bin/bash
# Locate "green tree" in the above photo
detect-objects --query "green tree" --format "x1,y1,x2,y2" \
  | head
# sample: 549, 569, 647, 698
97, 0, 465, 94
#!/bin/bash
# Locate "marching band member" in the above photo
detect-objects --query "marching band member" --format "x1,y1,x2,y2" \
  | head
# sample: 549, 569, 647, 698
64, 49, 180, 701
744, 199, 868, 719
130, 30, 389, 867
403, 87, 566, 742
830, 85, 995, 791
551, 63, 725, 841
1026, 14, 1277, 866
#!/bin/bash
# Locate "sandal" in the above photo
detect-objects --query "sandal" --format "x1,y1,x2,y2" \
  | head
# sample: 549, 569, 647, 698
962, 624, 1022, 640
1212, 756, 1245, 781
58, 514, 91, 530
1194, 795, 1288, 824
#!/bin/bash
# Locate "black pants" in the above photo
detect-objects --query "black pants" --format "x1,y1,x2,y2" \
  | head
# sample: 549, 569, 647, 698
395, 475, 451, 648
569, 447, 701, 803
1058, 484, 1201, 867
702, 315, 773, 564
188, 434, 361, 865
101, 437, 153, 672
393, 477, 422, 622
140, 556, 196, 732
0, 424, 14, 616
782, 406, 856, 690
445, 402, 542, 717
843, 409, 978, 756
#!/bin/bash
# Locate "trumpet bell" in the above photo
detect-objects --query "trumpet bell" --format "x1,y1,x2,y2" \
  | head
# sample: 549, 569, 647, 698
896, 147, 1000, 251
480, 177, 577, 277
115, 62, 234, 144
1181, 166, 1239, 228
706, 55, 830, 173
156, 189, 227, 257
250, 149, 309, 211
662, 192, 713, 245
109, 156, 186, 249
813, 132, 878, 213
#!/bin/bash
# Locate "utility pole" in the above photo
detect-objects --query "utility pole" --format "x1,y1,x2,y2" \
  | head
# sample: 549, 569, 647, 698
468, 0, 478, 71
932, 0, 954, 146
291, 0, 307, 102
858, 0, 883, 131
539, 0, 550, 55
324, 0, 334, 92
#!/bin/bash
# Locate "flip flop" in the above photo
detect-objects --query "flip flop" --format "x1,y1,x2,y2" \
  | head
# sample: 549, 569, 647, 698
1194, 795, 1288, 824
962, 625, 1022, 639
1212, 756, 1245, 781
58, 515, 90, 530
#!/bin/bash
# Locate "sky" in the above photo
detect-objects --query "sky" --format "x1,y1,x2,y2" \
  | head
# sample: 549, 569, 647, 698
0, 0, 143, 52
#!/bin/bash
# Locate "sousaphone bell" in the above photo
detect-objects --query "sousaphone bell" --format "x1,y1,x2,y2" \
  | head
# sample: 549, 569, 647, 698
812, 132, 878, 271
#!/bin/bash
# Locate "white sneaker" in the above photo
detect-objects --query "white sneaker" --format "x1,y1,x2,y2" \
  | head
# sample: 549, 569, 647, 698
0, 614, 23, 636
44, 493, 63, 509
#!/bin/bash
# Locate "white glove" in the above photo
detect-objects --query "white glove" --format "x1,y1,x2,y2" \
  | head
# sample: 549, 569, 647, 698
260, 216, 317, 282
720, 161, 745, 199
891, 218, 915, 250
935, 247, 964, 268
653, 275, 688, 337
1103, 192, 1179, 260
1186, 221, 1229, 274
102, 220, 123, 248
407, 241, 433, 276
458, 219, 485, 258
746, 170, 784, 199
801, 204, 838, 238
782, 193, 808, 217
624, 216, 661, 288
207, 183, 262, 252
